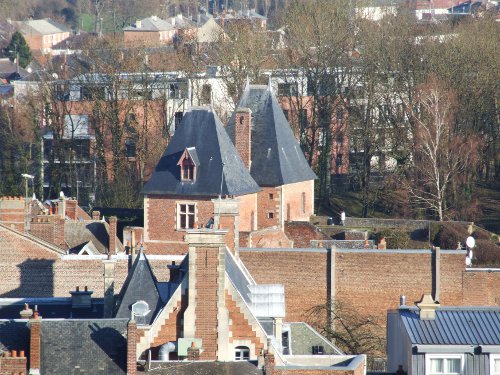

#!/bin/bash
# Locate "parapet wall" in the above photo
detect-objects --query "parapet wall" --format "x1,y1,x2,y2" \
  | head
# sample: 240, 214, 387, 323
240, 247, 499, 324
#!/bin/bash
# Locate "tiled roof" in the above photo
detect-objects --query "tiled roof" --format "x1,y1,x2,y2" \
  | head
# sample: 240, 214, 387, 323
40, 319, 128, 374
399, 307, 500, 345
143, 107, 260, 197
226, 84, 317, 187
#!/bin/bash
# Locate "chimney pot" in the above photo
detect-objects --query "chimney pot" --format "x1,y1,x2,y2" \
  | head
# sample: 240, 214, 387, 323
20, 350, 25, 357
76, 286, 80, 292
12, 350, 17, 357
400, 295, 406, 306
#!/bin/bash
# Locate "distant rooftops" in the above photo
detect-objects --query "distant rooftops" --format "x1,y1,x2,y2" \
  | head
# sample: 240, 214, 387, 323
12, 18, 70, 35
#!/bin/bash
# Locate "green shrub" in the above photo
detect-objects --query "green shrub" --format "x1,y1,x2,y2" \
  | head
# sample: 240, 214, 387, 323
375, 229, 410, 249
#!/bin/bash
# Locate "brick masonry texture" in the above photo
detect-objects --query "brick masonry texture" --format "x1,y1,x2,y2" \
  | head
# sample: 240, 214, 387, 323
226, 290, 264, 356
194, 246, 218, 360
240, 249, 500, 325
284, 222, 330, 248
0, 356, 27, 374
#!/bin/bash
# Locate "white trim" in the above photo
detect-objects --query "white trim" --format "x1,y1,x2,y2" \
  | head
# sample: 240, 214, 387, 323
425, 353, 464, 375
491, 354, 500, 375
176, 201, 197, 230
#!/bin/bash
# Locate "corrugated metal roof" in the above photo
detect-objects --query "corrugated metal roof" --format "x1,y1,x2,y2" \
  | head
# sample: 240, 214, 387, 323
400, 307, 500, 345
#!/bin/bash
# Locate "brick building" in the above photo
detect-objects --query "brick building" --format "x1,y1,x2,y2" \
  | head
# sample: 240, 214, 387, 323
123, 16, 176, 46
11, 18, 70, 54
143, 83, 316, 255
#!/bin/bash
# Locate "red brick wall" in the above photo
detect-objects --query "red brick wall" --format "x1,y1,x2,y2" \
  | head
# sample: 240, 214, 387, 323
282, 180, 314, 222
226, 290, 264, 356
240, 250, 328, 322
145, 195, 214, 254
257, 187, 280, 229
194, 247, 218, 360
0, 355, 27, 375
127, 320, 137, 375
240, 249, 495, 325
124, 31, 161, 46
234, 109, 252, 170
0, 196, 25, 231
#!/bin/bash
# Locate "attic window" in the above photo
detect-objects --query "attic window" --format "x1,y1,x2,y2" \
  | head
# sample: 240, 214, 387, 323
267, 212, 274, 219
235, 346, 250, 361
177, 148, 198, 182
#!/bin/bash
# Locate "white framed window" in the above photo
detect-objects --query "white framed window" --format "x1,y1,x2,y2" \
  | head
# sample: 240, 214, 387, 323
426, 354, 463, 375
177, 203, 196, 229
235, 346, 250, 361
491, 354, 500, 375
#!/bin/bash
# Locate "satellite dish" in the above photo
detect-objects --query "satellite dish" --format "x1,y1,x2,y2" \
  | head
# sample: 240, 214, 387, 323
465, 256, 471, 266
132, 300, 150, 317
466, 236, 475, 249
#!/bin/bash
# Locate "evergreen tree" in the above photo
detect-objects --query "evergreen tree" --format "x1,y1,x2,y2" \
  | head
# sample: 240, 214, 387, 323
4, 31, 32, 69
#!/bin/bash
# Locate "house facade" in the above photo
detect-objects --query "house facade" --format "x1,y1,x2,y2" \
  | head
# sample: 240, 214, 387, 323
387, 295, 500, 375
12, 18, 70, 54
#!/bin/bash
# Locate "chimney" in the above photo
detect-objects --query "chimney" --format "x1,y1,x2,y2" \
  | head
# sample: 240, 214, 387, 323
168, 261, 181, 281
54, 216, 66, 248
212, 198, 240, 256
135, 20, 142, 28
103, 258, 116, 318
108, 216, 118, 254
92, 210, 100, 220
70, 286, 93, 309
183, 230, 228, 360
417, 294, 440, 320
273, 317, 283, 345
234, 107, 252, 170
20, 303, 33, 319
127, 320, 137, 375
58, 191, 66, 218
66, 199, 78, 220
29, 313, 41, 374
399, 295, 406, 307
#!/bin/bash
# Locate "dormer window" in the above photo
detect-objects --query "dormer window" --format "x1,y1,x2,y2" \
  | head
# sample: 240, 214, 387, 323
177, 147, 199, 182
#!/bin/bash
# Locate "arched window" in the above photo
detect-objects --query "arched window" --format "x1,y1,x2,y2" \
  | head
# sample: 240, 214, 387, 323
235, 346, 250, 361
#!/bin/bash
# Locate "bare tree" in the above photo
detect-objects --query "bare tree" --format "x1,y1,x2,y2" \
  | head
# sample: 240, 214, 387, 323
306, 300, 384, 357
406, 77, 479, 221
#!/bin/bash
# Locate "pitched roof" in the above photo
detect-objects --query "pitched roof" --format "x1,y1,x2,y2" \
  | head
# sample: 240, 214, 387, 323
398, 307, 500, 345
64, 221, 110, 254
143, 107, 260, 197
14, 18, 69, 35
115, 251, 162, 325
123, 16, 175, 32
226, 84, 317, 186
41, 319, 128, 374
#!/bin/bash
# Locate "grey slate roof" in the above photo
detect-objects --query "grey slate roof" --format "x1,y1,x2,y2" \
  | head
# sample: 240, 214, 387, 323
225, 248, 252, 303
65, 221, 110, 254
143, 107, 260, 197
226, 84, 317, 186
115, 251, 163, 325
14, 18, 69, 35
123, 16, 175, 32
41, 319, 128, 375
399, 307, 500, 345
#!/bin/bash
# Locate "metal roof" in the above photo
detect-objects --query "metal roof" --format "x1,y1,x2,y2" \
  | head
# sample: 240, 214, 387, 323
399, 307, 500, 345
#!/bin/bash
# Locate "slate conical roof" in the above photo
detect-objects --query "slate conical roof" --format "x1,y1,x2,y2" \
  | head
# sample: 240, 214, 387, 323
114, 250, 162, 325
143, 107, 260, 196
226, 84, 317, 187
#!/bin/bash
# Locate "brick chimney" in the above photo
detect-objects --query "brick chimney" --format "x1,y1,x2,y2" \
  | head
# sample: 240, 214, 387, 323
127, 320, 137, 375
183, 230, 229, 360
66, 199, 78, 220
234, 107, 252, 170
58, 191, 66, 218
108, 216, 118, 254
29, 313, 41, 374
20, 303, 33, 319
212, 198, 240, 256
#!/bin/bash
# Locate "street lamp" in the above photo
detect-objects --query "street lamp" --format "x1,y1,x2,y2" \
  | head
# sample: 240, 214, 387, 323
21, 174, 34, 230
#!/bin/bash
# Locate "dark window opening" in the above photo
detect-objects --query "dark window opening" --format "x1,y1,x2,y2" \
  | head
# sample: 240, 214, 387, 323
125, 139, 136, 158
179, 203, 195, 229
235, 346, 250, 361
267, 212, 274, 219
174, 112, 183, 130
269, 193, 274, 200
